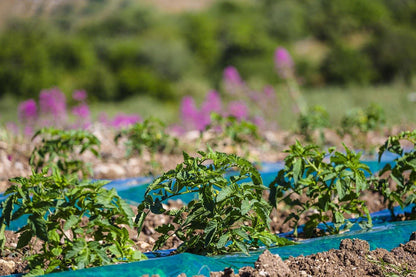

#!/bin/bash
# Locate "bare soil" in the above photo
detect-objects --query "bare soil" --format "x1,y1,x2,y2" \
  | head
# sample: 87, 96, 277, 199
210, 234, 416, 277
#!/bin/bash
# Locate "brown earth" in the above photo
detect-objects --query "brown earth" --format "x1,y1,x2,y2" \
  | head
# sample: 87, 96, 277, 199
210, 234, 416, 277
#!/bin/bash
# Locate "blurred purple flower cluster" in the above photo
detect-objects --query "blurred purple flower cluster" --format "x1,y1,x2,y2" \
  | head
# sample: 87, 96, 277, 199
10, 88, 143, 135
181, 90, 222, 131
179, 47, 293, 132
100, 113, 142, 129
39, 88, 68, 125
274, 47, 294, 80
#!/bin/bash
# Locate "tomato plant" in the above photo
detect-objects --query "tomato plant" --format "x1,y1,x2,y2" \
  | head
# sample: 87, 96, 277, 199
0, 169, 145, 275
269, 141, 372, 237
136, 150, 293, 255
30, 128, 100, 177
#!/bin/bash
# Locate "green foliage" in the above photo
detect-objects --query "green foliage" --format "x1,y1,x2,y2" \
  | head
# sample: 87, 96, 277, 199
29, 128, 100, 177
269, 141, 372, 237
0, 169, 145, 275
1, 0, 416, 100
321, 44, 375, 85
367, 26, 416, 84
298, 105, 330, 144
340, 103, 386, 136
376, 130, 416, 218
114, 118, 178, 157
0, 20, 57, 98
136, 150, 294, 255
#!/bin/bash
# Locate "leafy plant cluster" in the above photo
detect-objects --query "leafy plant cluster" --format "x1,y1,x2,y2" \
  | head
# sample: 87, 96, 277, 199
340, 103, 386, 137
203, 113, 262, 156
375, 130, 416, 218
269, 141, 372, 237
29, 127, 100, 178
0, 169, 145, 275
298, 105, 330, 143
136, 150, 294, 255
1, 127, 149, 275
115, 118, 178, 157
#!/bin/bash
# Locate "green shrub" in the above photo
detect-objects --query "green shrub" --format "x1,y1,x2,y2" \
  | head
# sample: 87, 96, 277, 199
262, 0, 307, 41
321, 44, 375, 85
0, 20, 57, 98
136, 150, 294, 255
367, 26, 416, 83
0, 170, 145, 275
269, 141, 372, 237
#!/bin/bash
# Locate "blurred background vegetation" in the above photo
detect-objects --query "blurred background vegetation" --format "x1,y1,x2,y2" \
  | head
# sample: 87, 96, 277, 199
0, 0, 416, 128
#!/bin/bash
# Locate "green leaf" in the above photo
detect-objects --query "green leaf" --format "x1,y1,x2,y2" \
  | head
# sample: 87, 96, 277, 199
17, 231, 33, 249
235, 241, 249, 255
241, 199, 251, 215
217, 233, 230, 249
216, 186, 233, 202
293, 158, 302, 183
150, 199, 166, 214
233, 228, 249, 241
204, 221, 218, 246
51, 247, 62, 257
30, 215, 48, 242
63, 215, 79, 231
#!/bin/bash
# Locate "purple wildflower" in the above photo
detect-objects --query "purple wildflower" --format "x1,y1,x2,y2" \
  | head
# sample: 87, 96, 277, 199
223, 66, 245, 94
223, 66, 243, 85
23, 126, 33, 136
227, 101, 249, 120
201, 90, 222, 115
111, 113, 141, 129
18, 99, 37, 122
72, 103, 90, 119
39, 88, 67, 123
180, 96, 205, 130
181, 96, 199, 120
72, 90, 87, 102
274, 47, 294, 79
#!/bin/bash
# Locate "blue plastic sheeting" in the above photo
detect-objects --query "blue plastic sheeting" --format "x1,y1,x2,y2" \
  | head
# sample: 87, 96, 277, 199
43, 219, 416, 277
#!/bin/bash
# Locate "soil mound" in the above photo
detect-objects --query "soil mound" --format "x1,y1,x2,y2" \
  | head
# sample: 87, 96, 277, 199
210, 232, 416, 277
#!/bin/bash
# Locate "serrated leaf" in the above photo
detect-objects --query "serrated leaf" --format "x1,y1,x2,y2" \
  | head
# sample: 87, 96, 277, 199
235, 241, 249, 255
241, 199, 251, 215
233, 228, 249, 241
217, 233, 230, 249
30, 215, 48, 242
216, 186, 233, 202
293, 158, 302, 183
204, 221, 217, 246
63, 215, 79, 231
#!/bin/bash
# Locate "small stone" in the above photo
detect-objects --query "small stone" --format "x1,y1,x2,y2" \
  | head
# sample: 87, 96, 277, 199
0, 259, 15, 275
